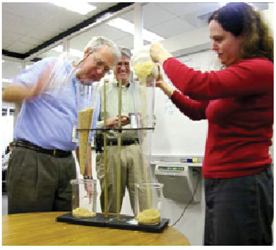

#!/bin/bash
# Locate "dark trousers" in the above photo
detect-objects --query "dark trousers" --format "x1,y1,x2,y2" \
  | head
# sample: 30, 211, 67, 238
7, 147, 76, 214
204, 166, 273, 245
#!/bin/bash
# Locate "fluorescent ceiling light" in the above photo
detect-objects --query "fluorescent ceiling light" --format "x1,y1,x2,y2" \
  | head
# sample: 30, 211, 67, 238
219, 2, 228, 7
2, 78, 12, 83
51, 45, 83, 58
107, 18, 164, 43
50, 2, 96, 15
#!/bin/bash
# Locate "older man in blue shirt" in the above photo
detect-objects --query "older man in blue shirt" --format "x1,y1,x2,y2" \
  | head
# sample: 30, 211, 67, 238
2, 36, 121, 214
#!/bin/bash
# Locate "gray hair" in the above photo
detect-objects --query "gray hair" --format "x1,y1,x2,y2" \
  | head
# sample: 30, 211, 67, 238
119, 47, 132, 58
85, 36, 121, 64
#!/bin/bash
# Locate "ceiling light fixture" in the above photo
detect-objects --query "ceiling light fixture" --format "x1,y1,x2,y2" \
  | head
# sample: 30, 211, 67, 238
50, 2, 97, 15
218, 2, 228, 7
107, 18, 164, 43
2, 78, 12, 83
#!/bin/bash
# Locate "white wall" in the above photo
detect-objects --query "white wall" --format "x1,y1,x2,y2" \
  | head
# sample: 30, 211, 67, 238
161, 178, 205, 246
151, 49, 220, 159
261, 3, 274, 32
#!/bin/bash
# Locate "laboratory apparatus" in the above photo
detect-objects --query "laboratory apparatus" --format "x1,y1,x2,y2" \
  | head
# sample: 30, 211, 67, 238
57, 46, 169, 233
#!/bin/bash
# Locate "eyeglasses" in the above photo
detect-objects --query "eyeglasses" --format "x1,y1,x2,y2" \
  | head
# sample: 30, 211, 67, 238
78, 51, 111, 74
92, 55, 111, 74
117, 62, 130, 67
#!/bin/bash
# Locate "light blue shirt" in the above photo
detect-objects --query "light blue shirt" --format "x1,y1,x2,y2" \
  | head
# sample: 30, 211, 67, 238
13, 57, 100, 151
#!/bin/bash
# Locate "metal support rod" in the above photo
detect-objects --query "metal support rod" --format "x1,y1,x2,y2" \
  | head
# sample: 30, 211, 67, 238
116, 79, 122, 220
103, 79, 108, 219
133, 2, 144, 53
62, 39, 69, 53
141, 81, 152, 208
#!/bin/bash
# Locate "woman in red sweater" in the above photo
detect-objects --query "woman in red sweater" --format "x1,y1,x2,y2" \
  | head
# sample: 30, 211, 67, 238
150, 2, 273, 245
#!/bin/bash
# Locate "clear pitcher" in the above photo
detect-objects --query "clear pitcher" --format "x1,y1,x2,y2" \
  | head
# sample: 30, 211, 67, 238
43, 52, 77, 95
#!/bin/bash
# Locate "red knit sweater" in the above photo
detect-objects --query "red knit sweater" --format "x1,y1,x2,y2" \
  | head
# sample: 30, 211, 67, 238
163, 57, 273, 178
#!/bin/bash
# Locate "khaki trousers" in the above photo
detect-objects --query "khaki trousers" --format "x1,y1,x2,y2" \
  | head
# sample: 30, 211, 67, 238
96, 144, 148, 214
7, 147, 76, 214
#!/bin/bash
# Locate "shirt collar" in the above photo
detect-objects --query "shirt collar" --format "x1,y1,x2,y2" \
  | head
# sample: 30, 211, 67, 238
118, 82, 130, 88
111, 78, 130, 88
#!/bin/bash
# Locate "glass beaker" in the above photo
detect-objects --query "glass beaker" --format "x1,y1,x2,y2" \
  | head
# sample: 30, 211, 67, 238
135, 182, 164, 225
70, 179, 98, 218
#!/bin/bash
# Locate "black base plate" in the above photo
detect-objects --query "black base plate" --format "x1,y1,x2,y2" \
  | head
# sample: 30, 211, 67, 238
56, 213, 169, 233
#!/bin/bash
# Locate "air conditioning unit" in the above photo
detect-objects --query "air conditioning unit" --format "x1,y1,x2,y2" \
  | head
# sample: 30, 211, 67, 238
154, 162, 201, 203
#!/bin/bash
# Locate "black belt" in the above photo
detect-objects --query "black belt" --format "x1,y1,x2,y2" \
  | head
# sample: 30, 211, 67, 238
108, 139, 139, 146
13, 140, 72, 158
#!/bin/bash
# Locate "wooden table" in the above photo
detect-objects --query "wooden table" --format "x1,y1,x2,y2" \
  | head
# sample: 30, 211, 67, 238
2, 212, 190, 246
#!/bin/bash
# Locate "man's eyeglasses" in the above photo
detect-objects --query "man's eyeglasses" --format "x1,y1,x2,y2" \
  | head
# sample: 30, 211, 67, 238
117, 62, 130, 67
79, 51, 111, 74
92, 56, 111, 74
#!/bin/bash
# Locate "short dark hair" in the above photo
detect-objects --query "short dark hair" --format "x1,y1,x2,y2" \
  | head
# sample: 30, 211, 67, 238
209, 2, 273, 62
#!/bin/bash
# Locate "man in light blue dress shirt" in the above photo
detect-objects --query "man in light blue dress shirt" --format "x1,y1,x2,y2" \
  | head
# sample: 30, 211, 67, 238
2, 36, 121, 214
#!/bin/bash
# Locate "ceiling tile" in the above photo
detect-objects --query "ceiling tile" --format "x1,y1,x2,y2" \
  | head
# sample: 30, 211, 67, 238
27, 25, 64, 43
2, 12, 44, 36
179, 2, 221, 21
156, 2, 209, 17
2, 32, 22, 49
113, 35, 135, 50
181, 12, 210, 29
69, 23, 130, 51
120, 3, 176, 29
151, 18, 195, 38
90, 2, 118, 12
19, 36, 44, 47
2, 2, 61, 21
6, 41, 36, 54
3, 2, 271, 62
44, 10, 87, 31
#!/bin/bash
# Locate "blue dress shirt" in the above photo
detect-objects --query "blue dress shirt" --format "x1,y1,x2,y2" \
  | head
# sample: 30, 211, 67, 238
13, 57, 99, 151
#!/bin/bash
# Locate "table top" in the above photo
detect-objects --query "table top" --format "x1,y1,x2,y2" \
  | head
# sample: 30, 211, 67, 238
2, 212, 190, 246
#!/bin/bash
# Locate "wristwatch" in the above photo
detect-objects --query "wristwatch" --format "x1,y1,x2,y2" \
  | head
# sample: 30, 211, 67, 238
83, 176, 93, 179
